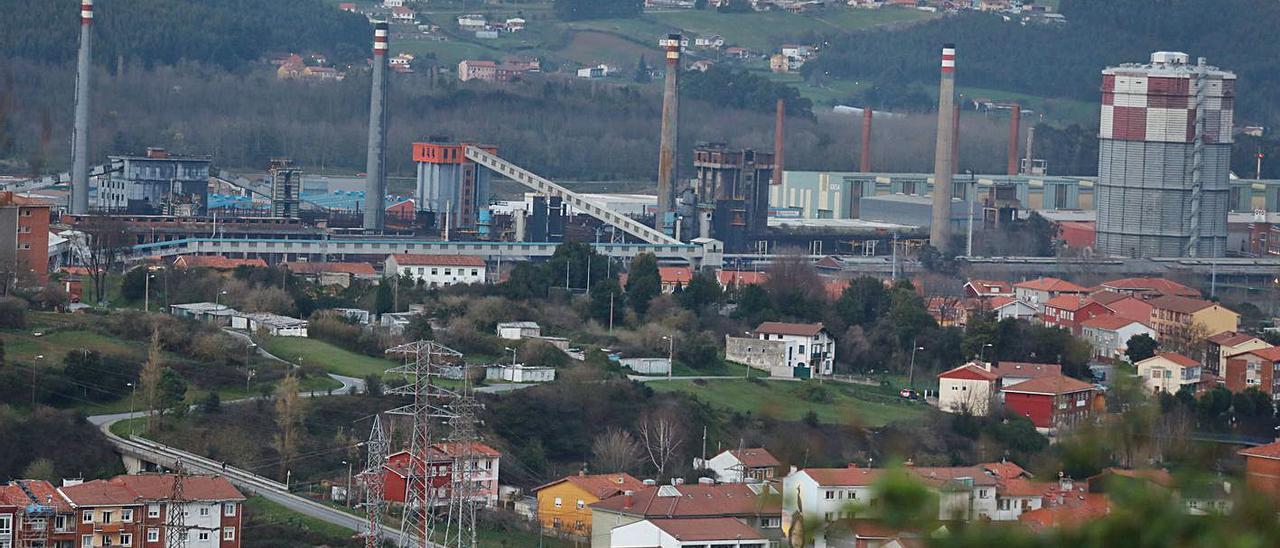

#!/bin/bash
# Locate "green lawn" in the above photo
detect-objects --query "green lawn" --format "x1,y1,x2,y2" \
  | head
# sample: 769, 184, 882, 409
958, 85, 1098, 127
647, 378, 926, 427
1, 328, 142, 365
648, 7, 934, 51
242, 496, 359, 545
260, 336, 398, 378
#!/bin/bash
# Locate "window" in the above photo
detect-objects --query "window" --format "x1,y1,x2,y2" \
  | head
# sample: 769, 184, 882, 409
978, 489, 988, 499
0, 515, 10, 535
148, 504, 160, 518
82, 535, 93, 548
223, 503, 236, 517
553, 497, 562, 508
121, 533, 133, 546
998, 499, 1011, 511
552, 518, 561, 528
444, 268, 452, 276
576, 499, 584, 510
147, 529, 160, 543
197, 532, 209, 541
198, 507, 210, 517
223, 528, 236, 541
55, 514, 68, 532
82, 511, 93, 524
825, 490, 834, 499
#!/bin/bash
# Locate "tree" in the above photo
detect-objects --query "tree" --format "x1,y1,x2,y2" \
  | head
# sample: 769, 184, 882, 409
199, 392, 221, 414
79, 216, 130, 305
404, 313, 433, 341
638, 411, 684, 480
676, 333, 721, 372
834, 276, 890, 327
1125, 333, 1159, 363
156, 368, 188, 416
0, 297, 26, 328
122, 265, 149, 301
590, 279, 625, 325
504, 261, 552, 299
374, 278, 394, 315
763, 253, 826, 321
140, 329, 164, 432
274, 373, 305, 476
677, 271, 722, 312
633, 55, 651, 84
21, 458, 57, 483
626, 253, 661, 315
592, 428, 641, 474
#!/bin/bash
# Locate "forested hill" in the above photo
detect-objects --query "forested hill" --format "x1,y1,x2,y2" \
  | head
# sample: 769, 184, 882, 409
0, 0, 369, 69
804, 0, 1280, 128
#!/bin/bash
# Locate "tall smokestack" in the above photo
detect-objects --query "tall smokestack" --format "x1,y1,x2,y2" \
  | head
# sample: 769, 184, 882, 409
363, 21, 389, 231
930, 44, 957, 249
70, 0, 94, 215
656, 33, 681, 236
773, 99, 784, 185
859, 107, 873, 172
1008, 104, 1021, 175
951, 102, 960, 175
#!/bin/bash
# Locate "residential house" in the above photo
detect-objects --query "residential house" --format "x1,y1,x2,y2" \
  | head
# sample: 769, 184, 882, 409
1222, 347, 1280, 399
1013, 277, 1087, 311
1017, 491, 1110, 532
533, 472, 644, 539
1136, 352, 1204, 395
1080, 315, 1155, 360
169, 302, 239, 326
768, 54, 790, 73
502, 55, 541, 73
937, 363, 999, 415
1040, 295, 1112, 336
1239, 440, 1280, 501
380, 311, 420, 336
504, 17, 526, 31
230, 313, 308, 337
716, 270, 766, 290
694, 34, 725, 48
1147, 295, 1239, 342
456, 14, 486, 31
172, 255, 268, 271
1088, 291, 1155, 325
338, 2, 356, 12
723, 46, 751, 59
331, 307, 371, 325
964, 279, 1015, 298
589, 483, 781, 548
1001, 375, 1099, 434
390, 6, 415, 22
1205, 331, 1269, 376
725, 322, 834, 378
383, 443, 502, 508
908, 466, 1001, 521
496, 321, 541, 340
282, 261, 377, 288
385, 254, 486, 287
610, 518, 767, 548
782, 466, 883, 531
988, 296, 1038, 321
458, 60, 497, 82
57, 474, 244, 548
0, 480, 77, 548
1095, 277, 1200, 300
576, 65, 611, 79
693, 448, 782, 483
988, 362, 1062, 388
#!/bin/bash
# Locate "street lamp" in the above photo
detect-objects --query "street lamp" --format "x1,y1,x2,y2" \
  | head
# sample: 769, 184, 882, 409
979, 343, 994, 364
246, 369, 256, 393
127, 382, 136, 436
504, 347, 517, 367
662, 336, 674, 379
32, 354, 44, 406
215, 289, 228, 308
143, 271, 156, 313
342, 460, 353, 508
908, 344, 925, 388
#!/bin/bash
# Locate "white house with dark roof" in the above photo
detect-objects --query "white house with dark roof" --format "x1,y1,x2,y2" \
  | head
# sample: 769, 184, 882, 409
751, 321, 834, 377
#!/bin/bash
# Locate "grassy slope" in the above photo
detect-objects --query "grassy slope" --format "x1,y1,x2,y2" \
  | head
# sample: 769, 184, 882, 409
646, 378, 925, 427
259, 336, 397, 378
242, 496, 358, 547
648, 7, 934, 51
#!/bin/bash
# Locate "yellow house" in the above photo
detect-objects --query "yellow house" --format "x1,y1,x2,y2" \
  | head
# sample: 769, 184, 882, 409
1147, 295, 1239, 343
533, 472, 644, 539
1207, 331, 1270, 375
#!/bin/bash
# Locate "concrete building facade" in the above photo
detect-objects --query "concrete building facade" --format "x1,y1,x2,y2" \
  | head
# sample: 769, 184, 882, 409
97, 148, 212, 215
412, 142, 496, 233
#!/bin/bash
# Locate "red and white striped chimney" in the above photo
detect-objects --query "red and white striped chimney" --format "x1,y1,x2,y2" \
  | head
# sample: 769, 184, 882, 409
373, 22, 388, 56
81, 0, 94, 24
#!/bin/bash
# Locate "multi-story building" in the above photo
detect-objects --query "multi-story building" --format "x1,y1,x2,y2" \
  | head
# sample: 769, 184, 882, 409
1147, 295, 1239, 342
609, 518, 767, 548
1040, 296, 1113, 336
692, 144, 775, 253
383, 442, 502, 508
589, 483, 781, 548
0, 479, 78, 548
937, 362, 999, 415
97, 148, 212, 215
1094, 277, 1200, 299
1222, 347, 1280, 400
411, 141, 497, 232
1001, 375, 1099, 434
0, 191, 52, 286
1239, 440, 1280, 501
726, 322, 834, 378
268, 160, 301, 219
1080, 315, 1155, 360
56, 474, 244, 548
1205, 331, 1269, 376
533, 472, 644, 540
1013, 277, 1087, 311
385, 254, 487, 287
1094, 52, 1235, 257
1135, 352, 1204, 395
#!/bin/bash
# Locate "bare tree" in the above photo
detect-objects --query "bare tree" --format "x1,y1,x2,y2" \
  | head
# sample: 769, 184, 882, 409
638, 412, 685, 480
274, 372, 306, 476
1162, 321, 1211, 361
139, 329, 163, 433
78, 216, 131, 305
592, 428, 642, 474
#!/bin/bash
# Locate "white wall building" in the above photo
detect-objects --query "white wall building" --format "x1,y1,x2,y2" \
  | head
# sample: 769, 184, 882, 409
936, 363, 999, 415
485, 364, 556, 383
1080, 316, 1155, 359
386, 254, 487, 287
618, 357, 671, 375
610, 518, 767, 548
692, 448, 780, 483
748, 321, 835, 377
496, 321, 541, 340
231, 313, 308, 337
1136, 352, 1203, 395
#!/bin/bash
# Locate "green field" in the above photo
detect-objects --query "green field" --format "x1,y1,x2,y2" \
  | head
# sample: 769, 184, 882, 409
242, 496, 359, 546
1, 328, 141, 364
647, 378, 926, 426
260, 336, 398, 378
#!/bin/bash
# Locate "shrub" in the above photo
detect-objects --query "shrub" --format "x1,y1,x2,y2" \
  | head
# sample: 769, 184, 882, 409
0, 297, 28, 328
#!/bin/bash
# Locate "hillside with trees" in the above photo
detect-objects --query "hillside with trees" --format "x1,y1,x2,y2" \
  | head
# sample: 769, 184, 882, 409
0, 0, 369, 69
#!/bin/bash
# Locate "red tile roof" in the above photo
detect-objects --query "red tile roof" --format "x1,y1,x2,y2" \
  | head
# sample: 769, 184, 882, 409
57, 480, 140, 506
173, 255, 268, 270
389, 254, 486, 267
1099, 277, 1199, 298
1232, 346, 1280, 362
1001, 374, 1094, 396
997, 478, 1053, 497
980, 461, 1030, 480
658, 266, 693, 285
1239, 440, 1280, 460
1151, 352, 1200, 368
1206, 331, 1261, 346
111, 474, 245, 502
1147, 295, 1219, 314
907, 466, 998, 488
1044, 295, 1099, 312
0, 480, 72, 512
1018, 493, 1109, 531
755, 321, 826, 337
717, 270, 767, 286
990, 362, 1062, 380
1080, 314, 1144, 331
283, 261, 377, 276
729, 448, 781, 468
535, 473, 645, 501
591, 483, 780, 517
802, 466, 885, 487
937, 363, 999, 382
647, 517, 765, 541
966, 279, 1013, 294
1014, 277, 1086, 293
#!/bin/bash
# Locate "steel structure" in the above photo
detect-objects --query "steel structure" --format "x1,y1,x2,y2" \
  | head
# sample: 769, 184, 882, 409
14, 481, 53, 548
166, 461, 189, 548
359, 415, 390, 548
437, 375, 484, 548
384, 341, 463, 548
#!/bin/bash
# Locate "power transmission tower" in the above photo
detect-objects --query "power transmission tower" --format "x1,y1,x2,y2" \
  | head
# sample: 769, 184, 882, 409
166, 461, 189, 548
359, 414, 390, 548
440, 374, 485, 548
385, 341, 462, 548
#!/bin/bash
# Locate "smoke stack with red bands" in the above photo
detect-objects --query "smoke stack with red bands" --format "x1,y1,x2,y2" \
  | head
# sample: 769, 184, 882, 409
363, 21, 389, 231
930, 44, 957, 249
656, 34, 681, 236
773, 99, 785, 185
860, 107, 873, 172
1008, 104, 1021, 175
71, 0, 94, 215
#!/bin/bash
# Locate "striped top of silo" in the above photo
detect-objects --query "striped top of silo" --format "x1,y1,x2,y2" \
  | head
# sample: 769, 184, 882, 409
1099, 51, 1236, 145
